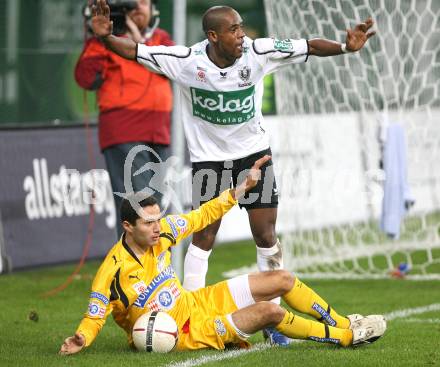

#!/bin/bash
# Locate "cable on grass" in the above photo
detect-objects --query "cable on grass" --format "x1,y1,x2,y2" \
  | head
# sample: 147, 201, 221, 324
42, 88, 97, 298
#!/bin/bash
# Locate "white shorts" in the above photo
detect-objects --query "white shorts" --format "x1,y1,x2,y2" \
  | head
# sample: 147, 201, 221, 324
225, 274, 256, 339
227, 274, 255, 309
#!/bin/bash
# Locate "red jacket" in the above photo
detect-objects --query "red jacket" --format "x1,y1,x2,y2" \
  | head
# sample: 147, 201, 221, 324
75, 29, 173, 150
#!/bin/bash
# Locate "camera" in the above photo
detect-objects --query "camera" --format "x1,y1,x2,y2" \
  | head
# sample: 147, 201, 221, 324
108, 0, 138, 35
83, 0, 160, 37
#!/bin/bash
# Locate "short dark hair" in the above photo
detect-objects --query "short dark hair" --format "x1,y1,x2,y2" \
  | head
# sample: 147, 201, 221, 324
202, 6, 236, 34
120, 193, 158, 225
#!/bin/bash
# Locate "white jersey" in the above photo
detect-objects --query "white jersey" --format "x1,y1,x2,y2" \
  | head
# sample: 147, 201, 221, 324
137, 36, 309, 162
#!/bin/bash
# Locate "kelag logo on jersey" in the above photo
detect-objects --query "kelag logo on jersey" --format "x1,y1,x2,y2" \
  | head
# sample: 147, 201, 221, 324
190, 86, 255, 125
273, 39, 294, 52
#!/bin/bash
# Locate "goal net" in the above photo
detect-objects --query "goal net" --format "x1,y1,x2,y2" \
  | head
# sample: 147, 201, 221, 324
264, 0, 440, 279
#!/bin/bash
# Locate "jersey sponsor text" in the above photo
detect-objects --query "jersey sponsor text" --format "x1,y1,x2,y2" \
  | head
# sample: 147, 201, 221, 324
190, 86, 255, 125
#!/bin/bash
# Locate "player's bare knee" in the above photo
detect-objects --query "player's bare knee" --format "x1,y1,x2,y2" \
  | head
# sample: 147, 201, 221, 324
259, 301, 285, 325
192, 240, 214, 251
277, 270, 294, 293
193, 229, 218, 250
199, 232, 217, 244
254, 232, 277, 248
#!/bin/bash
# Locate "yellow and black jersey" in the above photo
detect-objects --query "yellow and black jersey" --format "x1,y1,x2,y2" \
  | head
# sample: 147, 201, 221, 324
77, 190, 237, 347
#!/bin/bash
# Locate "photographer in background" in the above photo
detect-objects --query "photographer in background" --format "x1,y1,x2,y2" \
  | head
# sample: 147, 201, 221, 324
75, 0, 174, 238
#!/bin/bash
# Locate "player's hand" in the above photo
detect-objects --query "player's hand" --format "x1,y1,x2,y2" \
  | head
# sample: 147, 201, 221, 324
91, 0, 113, 38
345, 18, 376, 52
59, 332, 86, 355
231, 155, 272, 200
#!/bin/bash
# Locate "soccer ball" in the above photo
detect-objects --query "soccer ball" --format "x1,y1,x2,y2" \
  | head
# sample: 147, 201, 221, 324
132, 311, 178, 353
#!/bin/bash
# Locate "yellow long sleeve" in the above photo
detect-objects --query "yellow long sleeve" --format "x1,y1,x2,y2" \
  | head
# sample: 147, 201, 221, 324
162, 190, 237, 246
185, 189, 237, 233
77, 317, 106, 347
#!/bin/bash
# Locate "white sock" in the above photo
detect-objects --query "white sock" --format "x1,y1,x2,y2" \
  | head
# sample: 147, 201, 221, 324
256, 239, 284, 304
183, 243, 212, 291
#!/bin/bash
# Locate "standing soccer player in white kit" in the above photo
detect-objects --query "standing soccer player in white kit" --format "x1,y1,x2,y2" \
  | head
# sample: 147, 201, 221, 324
89, 0, 375, 345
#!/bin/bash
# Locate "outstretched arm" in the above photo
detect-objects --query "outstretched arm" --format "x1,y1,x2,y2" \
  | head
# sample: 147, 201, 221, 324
309, 18, 376, 56
59, 332, 86, 355
91, 0, 136, 60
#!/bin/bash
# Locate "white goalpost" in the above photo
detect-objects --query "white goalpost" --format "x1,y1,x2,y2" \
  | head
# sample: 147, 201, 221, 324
263, 0, 440, 279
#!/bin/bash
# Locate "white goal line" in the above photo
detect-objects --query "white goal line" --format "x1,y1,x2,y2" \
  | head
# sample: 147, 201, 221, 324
223, 265, 440, 281
165, 303, 440, 367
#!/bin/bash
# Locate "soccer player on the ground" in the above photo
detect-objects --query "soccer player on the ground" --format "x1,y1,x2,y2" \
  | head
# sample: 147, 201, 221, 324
88, 0, 376, 345
59, 155, 386, 355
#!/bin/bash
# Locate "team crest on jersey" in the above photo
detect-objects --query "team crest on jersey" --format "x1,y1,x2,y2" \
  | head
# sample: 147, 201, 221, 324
196, 69, 207, 83
157, 288, 175, 309
87, 302, 106, 318
238, 66, 252, 87
147, 283, 181, 311
214, 318, 226, 336
238, 66, 251, 82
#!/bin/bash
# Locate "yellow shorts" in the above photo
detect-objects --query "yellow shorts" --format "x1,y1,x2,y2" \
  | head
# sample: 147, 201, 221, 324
176, 280, 249, 351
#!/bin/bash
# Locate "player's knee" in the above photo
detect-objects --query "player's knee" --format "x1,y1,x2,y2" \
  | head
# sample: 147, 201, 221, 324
259, 301, 285, 325
253, 231, 276, 248
193, 228, 219, 250
276, 270, 294, 293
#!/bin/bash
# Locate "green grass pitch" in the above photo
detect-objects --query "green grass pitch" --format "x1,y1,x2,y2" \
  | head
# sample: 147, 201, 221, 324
1, 240, 439, 367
